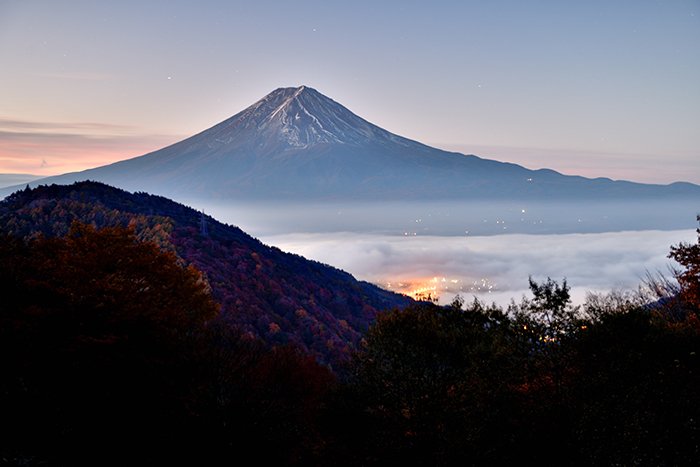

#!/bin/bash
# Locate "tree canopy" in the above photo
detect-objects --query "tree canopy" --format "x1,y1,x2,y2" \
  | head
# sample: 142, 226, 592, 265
0, 223, 220, 464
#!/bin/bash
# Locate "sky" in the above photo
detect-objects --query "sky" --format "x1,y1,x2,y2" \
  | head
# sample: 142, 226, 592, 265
1, 0, 698, 183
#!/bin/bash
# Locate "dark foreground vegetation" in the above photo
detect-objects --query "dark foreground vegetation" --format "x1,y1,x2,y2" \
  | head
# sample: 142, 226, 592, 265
0, 186, 698, 465
0, 182, 411, 366
1, 221, 698, 466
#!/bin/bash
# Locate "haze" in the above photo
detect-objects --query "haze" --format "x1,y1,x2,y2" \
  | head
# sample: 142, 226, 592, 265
194, 199, 698, 306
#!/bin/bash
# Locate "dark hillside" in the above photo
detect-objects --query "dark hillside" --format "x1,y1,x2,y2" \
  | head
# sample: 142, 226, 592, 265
0, 181, 411, 364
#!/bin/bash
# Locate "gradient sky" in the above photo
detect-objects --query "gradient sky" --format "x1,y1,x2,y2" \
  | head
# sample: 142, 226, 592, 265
1, 0, 698, 183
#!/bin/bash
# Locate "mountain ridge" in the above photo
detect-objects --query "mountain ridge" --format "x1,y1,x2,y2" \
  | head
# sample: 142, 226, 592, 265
0, 181, 412, 364
1, 85, 699, 201
0, 173, 43, 189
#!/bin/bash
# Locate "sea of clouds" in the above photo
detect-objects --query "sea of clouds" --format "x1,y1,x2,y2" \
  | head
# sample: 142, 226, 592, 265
261, 229, 697, 306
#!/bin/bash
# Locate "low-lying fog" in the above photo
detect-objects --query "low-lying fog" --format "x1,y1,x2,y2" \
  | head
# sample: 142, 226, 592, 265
260, 230, 694, 306
195, 199, 698, 306
197, 199, 698, 237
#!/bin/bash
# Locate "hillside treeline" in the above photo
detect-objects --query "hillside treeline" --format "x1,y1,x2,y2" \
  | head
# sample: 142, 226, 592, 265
0, 182, 411, 365
1, 221, 698, 466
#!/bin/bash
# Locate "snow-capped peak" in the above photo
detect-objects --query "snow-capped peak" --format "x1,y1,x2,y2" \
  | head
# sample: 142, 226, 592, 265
214, 86, 410, 149
192, 85, 417, 156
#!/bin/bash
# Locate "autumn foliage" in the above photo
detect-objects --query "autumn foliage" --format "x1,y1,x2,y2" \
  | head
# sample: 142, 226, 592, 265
0, 222, 334, 465
0, 182, 410, 364
669, 215, 700, 311
0, 183, 698, 465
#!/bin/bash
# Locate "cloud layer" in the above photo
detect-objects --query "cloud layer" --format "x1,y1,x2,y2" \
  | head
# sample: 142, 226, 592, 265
261, 230, 697, 306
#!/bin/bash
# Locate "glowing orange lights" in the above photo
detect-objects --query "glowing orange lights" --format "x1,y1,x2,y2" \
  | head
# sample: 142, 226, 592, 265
383, 275, 497, 304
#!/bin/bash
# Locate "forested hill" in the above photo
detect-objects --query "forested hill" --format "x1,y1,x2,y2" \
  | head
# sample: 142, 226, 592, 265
0, 181, 411, 364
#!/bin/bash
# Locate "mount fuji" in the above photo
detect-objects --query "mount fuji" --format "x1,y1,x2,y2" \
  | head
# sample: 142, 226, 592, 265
3, 86, 699, 201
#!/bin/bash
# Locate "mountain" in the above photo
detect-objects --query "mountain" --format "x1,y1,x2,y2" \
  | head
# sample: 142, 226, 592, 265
2, 86, 699, 201
0, 173, 42, 189
0, 181, 412, 364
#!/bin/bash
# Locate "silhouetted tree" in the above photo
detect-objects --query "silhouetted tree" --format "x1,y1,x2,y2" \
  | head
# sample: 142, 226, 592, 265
669, 215, 700, 312
341, 299, 520, 465
0, 222, 218, 465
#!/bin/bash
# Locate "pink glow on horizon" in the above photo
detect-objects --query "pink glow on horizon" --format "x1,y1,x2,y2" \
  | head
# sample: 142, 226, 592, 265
0, 119, 182, 175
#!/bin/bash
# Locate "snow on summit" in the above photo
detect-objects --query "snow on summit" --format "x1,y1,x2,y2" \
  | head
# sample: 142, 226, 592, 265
227, 85, 412, 149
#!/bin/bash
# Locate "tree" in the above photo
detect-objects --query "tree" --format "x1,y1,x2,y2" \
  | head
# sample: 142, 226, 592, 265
518, 276, 577, 333
506, 277, 583, 456
343, 300, 521, 465
570, 297, 700, 465
0, 222, 219, 465
669, 215, 700, 311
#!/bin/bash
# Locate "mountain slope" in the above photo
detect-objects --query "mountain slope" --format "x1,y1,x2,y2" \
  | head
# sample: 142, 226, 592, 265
0, 181, 412, 364
3, 86, 698, 201
0, 173, 42, 189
